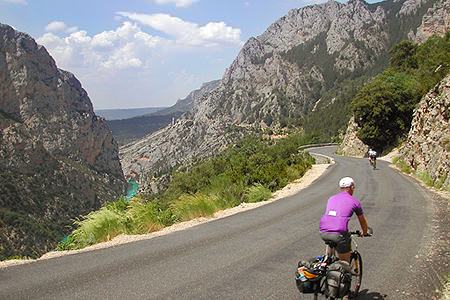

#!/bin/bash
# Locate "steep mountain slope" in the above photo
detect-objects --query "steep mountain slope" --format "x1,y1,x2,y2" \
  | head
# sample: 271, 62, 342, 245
399, 74, 449, 189
0, 24, 126, 259
411, 0, 450, 43
107, 80, 220, 145
121, 0, 445, 188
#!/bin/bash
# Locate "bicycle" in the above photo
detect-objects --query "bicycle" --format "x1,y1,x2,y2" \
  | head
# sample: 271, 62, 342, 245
295, 228, 373, 299
369, 157, 376, 170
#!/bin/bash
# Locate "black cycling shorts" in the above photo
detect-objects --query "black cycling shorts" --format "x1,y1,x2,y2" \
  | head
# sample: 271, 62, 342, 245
320, 232, 352, 253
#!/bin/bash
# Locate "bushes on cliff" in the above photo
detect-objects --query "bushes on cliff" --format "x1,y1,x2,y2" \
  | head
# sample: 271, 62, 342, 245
352, 32, 450, 151
160, 135, 314, 205
352, 70, 421, 150
59, 134, 315, 250
302, 77, 367, 141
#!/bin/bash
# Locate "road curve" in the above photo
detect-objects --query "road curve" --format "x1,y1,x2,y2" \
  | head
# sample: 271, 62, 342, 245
0, 146, 448, 299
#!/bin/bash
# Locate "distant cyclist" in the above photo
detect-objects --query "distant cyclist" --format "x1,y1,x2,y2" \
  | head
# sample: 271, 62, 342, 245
368, 148, 377, 169
319, 177, 369, 263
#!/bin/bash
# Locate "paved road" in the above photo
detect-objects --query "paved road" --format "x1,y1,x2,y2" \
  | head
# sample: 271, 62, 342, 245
0, 146, 446, 299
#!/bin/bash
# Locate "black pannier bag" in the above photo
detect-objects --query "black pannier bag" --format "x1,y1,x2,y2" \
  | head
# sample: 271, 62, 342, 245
326, 260, 352, 298
295, 257, 326, 294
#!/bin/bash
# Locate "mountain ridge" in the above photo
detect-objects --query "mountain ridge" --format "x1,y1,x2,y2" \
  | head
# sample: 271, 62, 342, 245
121, 0, 447, 189
96, 107, 167, 121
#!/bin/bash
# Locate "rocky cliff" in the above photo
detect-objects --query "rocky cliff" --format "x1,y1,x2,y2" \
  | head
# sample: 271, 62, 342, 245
337, 117, 368, 157
412, 0, 450, 43
0, 24, 126, 259
399, 74, 450, 189
121, 0, 445, 188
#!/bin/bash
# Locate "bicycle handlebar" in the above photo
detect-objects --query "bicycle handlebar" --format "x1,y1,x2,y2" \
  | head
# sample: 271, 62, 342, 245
349, 230, 373, 237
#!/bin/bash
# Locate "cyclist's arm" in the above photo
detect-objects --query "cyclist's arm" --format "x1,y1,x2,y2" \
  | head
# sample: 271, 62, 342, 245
357, 214, 369, 236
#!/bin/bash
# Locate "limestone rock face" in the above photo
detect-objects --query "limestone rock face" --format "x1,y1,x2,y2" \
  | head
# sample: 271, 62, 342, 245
338, 117, 368, 157
121, 0, 444, 188
413, 0, 450, 43
0, 24, 126, 259
400, 74, 450, 188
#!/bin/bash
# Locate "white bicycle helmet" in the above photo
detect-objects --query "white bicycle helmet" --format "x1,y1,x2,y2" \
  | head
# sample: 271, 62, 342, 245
339, 177, 355, 188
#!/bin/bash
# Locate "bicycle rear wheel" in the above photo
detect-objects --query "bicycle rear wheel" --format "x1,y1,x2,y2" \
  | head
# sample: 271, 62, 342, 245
349, 251, 363, 295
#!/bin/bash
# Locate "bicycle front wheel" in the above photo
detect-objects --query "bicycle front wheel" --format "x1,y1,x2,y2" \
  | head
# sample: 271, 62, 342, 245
349, 251, 363, 295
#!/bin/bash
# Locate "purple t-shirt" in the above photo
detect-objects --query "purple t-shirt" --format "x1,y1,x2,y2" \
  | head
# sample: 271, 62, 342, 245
319, 191, 363, 233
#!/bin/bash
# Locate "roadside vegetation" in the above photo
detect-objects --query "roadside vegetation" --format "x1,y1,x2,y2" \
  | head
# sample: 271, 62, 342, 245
392, 157, 450, 192
58, 134, 316, 250
301, 32, 450, 148
352, 32, 450, 152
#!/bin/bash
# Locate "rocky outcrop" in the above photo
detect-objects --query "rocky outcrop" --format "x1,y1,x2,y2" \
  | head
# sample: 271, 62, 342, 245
121, 0, 444, 188
412, 0, 449, 43
0, 24, 126, 259
400, 74, 450, 189
338, 117, 368, 157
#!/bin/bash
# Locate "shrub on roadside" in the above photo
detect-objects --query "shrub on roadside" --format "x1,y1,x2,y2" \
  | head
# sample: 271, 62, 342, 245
60, 133, 316, 251
244, 184, 272, 203
393, 157, 412, 174
170, 193, 220, 222
126, 201, 167, 234
415, 171, 434, 187
67, 206, 127, 249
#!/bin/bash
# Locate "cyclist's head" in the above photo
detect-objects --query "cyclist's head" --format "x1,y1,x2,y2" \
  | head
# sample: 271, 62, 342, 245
339, 177, 355, 193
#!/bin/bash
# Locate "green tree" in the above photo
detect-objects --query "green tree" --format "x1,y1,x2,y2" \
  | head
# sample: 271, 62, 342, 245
412, 32, 450, 95
352, 70, 421, 151
389, 40, 418, 71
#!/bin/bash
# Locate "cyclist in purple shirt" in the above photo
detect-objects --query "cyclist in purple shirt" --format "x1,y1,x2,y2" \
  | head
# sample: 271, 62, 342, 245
319, 177, 369, 263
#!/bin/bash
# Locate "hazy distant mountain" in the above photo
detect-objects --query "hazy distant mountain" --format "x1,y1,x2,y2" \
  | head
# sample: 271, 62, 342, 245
107, 80, 220, 145
108, 114, 180, 145
152, 80, 220, 116
95, 107, 167, 120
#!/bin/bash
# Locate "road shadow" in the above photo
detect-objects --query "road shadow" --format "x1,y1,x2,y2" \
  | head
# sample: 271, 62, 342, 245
355, 289, 387, 299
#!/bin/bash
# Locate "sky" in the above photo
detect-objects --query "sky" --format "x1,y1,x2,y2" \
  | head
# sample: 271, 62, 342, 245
0, 0, 378, 109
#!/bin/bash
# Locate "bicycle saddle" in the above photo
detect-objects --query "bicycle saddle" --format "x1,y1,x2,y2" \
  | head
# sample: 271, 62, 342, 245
324, 240, 338, 248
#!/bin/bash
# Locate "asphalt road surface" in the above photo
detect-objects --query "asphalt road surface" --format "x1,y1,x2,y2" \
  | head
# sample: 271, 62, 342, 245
1, 146, 447, 299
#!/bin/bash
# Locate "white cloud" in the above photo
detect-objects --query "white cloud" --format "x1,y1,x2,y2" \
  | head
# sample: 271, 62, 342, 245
36, 15, 242, 108
38, 22, 162, 71
153, 0, 198, 8
102, 43, 143, 69
117, 12, 242, 47
1, 0, 27, 4
38, 14, 240, 73
45, 21, 79, 34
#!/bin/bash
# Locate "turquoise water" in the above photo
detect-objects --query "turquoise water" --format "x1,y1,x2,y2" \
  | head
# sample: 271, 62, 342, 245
125, 179, 139, 201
